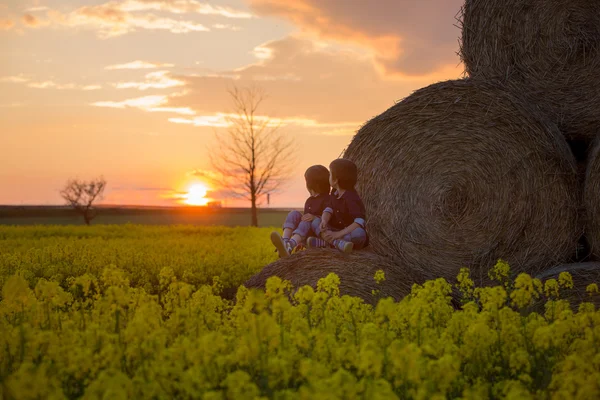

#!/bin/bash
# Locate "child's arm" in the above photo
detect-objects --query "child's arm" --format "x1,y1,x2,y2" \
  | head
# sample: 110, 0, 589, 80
331, 222, 361, 239
331, 197, 365, 239
320, 207, 333, 232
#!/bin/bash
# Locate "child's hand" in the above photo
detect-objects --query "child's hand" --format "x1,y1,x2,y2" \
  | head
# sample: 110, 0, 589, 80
321, 230, 341, 243
301, 213, 315, 222
319, 220, 328, 232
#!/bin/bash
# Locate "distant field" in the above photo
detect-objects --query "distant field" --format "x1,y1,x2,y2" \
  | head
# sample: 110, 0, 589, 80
0, 206, 295, 227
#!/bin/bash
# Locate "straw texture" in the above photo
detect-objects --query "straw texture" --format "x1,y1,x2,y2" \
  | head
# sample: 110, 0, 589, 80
343, 78, 580, 286
459, 0, 600, 141
244, 249, 423, 305
584, 137, 600, 258
534, 262, 600, 308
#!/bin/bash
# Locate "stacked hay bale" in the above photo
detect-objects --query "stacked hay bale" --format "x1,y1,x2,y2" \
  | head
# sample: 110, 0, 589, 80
459, 0, 600, 147
245, 0, 600, 303
584, 138, 600, 257
343, 78, 579, 285
459, 0, 600, 258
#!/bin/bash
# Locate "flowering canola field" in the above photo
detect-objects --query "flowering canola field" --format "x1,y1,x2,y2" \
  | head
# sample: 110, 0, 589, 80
1, 225, 600, 399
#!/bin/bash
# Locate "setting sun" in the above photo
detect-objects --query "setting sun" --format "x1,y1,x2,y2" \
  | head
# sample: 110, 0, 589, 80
184, 183, 209, 206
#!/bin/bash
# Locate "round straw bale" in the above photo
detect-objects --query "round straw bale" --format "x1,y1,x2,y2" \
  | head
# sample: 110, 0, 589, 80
584, 137, 600, 258
459, 0, 600, 140
243, 249, 424, 305
534, 262, 600, 308
343, 78, 580, 286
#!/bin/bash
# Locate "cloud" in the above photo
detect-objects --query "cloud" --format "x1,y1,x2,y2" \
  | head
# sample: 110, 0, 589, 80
169, 115, 231, 127
247, 0, 464, 76
48, 6, 209, 38
105, 60, 175, 70
169, 113, 360, 133
91, 95, 195, 115
114, 70, 185, 90
0, 75, 101, 90
118, 0, 252, 18
0, 75, 30, 83
212, 23, 241, 31
91, 36, 461, 135
165, 36, 461, 127
24, 6, 50, 12
22, 13, 47, 27
23, 0, 251, 38
27, 81, 102, 90
0, 18, 15, 30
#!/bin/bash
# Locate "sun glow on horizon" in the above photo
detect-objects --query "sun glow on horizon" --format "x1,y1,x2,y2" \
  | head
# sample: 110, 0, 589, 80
184, 183, 209, 206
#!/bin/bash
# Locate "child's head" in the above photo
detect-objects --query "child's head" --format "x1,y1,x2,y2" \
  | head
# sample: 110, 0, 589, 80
329, 158, 358, 191
304, 165, 330, 195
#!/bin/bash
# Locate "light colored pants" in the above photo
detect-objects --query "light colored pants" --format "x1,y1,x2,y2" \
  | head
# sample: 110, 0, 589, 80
283, 211, 368, 249
283, 211, 321, 239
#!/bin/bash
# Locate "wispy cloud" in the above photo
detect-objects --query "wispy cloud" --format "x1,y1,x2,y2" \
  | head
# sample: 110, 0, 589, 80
91, 95, 195, 115
105, 60, 174, 70
248, 0, 463, 76
114, 71, 185, 90
24, 0, 251, 38
0, 75, 101, 90
24, 6, 49, 12
169, 115, 231, 127
212, 23, 241, 31
0, 75, 30, 83
48, 7, 209, 38
21, 13, 49, 28
168, 113, 360, 133
28, 81, 102, 90
0, 18, 15, 30
118, 0, 252, 18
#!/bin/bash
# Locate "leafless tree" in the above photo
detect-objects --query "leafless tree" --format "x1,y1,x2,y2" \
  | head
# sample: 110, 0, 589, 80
60, 177, 106, 225
210, 85, 294, 226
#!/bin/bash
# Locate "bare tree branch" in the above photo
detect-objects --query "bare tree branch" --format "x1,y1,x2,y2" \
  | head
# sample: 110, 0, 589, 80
59, 177, 106, 225
209, 84, 295, 226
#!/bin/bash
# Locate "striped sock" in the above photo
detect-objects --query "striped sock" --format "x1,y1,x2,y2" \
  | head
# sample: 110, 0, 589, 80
333, 239, 353, 253
307, 237, 327, 248
289, 238, 298, 250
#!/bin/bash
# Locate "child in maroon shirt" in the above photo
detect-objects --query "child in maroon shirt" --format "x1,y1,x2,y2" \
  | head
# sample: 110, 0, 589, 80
270, 165, 331, 258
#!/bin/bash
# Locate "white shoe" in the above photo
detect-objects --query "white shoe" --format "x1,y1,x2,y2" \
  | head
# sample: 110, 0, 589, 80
270, 231, 290, 258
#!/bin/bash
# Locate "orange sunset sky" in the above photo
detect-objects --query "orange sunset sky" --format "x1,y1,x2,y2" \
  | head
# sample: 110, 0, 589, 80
1, 0, 464, 208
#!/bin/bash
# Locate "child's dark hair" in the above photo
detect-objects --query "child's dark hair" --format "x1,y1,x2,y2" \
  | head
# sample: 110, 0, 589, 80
304, 165, 330, 194
329, 158, 358, 190
304, 165, 329, 194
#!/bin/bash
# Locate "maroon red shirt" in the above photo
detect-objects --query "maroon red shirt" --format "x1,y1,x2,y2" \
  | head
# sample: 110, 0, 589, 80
324, 189, 366, 230
304, 193, 331, 216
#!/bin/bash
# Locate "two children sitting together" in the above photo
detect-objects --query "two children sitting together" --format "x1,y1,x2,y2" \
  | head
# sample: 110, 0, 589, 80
270, 158, 368, 258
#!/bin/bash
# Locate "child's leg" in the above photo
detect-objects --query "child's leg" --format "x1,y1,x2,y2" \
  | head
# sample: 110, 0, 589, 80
289, 220, 312, 250
349, 227, 367, 249
334, 227, 367, 252
311, 217, 322, 237
282, 211, 302, 239
307, 222, 335, 249
272, 211, 302, 258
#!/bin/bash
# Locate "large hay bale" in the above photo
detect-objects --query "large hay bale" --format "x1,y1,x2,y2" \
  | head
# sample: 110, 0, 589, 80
343, 78, 580, 286
584, 137, 600, 258
244, 250, 424, 305
459, 0, 600, 141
